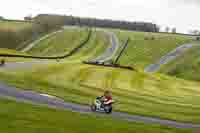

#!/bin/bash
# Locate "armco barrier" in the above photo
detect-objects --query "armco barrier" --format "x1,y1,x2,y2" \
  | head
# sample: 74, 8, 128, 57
83, 61, 136, 71
0, 29, 92, 59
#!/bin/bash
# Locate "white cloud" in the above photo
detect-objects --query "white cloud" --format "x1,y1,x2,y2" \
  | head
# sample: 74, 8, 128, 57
0, 0, 200, 33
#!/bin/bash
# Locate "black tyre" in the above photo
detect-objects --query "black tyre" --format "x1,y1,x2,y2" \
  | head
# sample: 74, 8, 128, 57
104, 106, 112, 114
90, 104, 96, 112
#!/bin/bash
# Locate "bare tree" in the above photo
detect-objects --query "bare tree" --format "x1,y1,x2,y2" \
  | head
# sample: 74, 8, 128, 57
0, 16, 4, 20
190, 30, 200, 35
165, 27, 170, 33
24, 14, 32, 21
155, 25, 160, 32
172, 28, 176, 33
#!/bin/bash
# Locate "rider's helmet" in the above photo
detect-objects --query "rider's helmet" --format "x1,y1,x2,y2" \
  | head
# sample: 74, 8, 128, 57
104, 90, 111, 97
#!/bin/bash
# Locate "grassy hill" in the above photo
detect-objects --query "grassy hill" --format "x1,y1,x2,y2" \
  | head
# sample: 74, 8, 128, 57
159, 41, 200, 81
1, 98, 196, 133
1, 29, 200, 124
0, 20, 32, 31
0, 27, 101, 62
1, 28, 200, 133
28, 27, 102, 56
1, 61, 200, 124
114, 30, 193, 69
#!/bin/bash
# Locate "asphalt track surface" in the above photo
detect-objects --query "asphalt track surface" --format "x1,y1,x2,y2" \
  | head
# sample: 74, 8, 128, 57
0, 83, 200, 130
89, 32, 119, 63
0, 61, 52, 70
144, 43, 194, 73
0, 34, 200, 130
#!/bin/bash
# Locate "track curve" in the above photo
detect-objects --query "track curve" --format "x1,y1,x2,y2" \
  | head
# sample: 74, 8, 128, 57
89, 32, 119, 63
144, 43, 194, 73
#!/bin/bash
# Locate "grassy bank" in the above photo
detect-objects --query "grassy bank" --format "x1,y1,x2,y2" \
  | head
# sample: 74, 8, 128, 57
159, 41, 200, 81
0, 98, 197, 133
1, 61, 200, 124
1, 28, 200, 125
114, 30, 193, 69
0, 48, 32, 62
28, 28, 89, 56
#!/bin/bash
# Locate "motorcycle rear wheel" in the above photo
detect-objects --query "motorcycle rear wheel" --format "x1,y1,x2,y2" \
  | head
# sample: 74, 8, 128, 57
104, 106, 112, 114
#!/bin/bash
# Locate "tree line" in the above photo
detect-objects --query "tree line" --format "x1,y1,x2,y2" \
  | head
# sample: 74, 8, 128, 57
34, 14, 159, 32
1, 14, 160, 49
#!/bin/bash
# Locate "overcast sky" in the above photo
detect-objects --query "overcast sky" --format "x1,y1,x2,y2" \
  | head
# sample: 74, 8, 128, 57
1, 0, 200, 33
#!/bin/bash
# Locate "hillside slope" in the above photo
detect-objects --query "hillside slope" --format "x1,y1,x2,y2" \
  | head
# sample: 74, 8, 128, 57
0, 20, 33, 49
1, 98, 196, 133
28, 27, 93, 56
114, 30, 193, 69
159, 41, 200, 81
0, 29, 200, 124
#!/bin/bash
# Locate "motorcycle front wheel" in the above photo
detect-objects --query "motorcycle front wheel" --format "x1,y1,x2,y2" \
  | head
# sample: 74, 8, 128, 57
90, 104, 96, 112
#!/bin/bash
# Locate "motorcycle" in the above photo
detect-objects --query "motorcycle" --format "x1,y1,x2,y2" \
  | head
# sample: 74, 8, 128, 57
90, 97, 114, 114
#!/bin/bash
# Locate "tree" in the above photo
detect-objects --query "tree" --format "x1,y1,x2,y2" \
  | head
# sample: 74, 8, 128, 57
165, 27, 170, 33
172, 28, 176, 33
0, 16, 4, 20
34, 14, 65, 33
24, 15, 32, 21
155, 25, 160, 32
34, 14, 158, 32
189, 30, 200, 35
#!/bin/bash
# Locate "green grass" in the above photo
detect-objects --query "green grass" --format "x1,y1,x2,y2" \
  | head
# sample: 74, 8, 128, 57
113, 30, 193, 69
28, 28, 88, 56
0, 20, 32, 31
0, 48, 32, 62
1, 61, 200, 124
28, 28, 108, 58
1, 98, 196, 133
159, 41, 200, 81
1, 28, 200, 126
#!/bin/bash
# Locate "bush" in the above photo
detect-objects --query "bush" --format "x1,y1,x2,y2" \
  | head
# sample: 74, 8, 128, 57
0, 16, 3, 20
0, 29, 20, 49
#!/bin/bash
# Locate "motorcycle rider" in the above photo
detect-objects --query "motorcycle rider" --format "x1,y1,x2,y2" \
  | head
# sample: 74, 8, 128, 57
91, 90, 114, 113
103, 90, 113, 105
97, 90, 113, 106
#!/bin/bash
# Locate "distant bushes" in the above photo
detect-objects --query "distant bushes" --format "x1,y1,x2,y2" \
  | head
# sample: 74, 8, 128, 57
34, 15, 65, 33
0, 26, 38, 49
0, 13, 159, 50
35, 14, 159, 32
144, 36, 155, 40
0, 16, 4, 20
